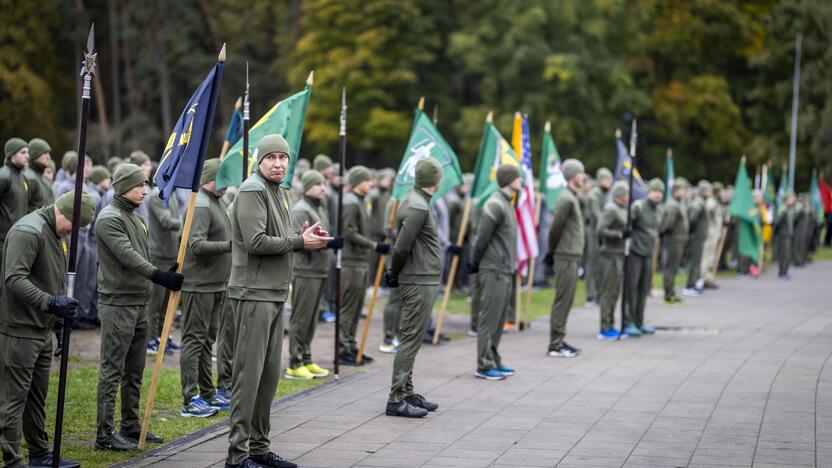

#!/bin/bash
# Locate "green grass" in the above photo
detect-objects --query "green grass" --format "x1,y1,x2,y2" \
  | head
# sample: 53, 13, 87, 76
32, 366, 324, 468
813, 246, 832, 261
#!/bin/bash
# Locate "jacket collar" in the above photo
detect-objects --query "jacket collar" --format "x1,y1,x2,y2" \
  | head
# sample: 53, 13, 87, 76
112, 194, 137, 212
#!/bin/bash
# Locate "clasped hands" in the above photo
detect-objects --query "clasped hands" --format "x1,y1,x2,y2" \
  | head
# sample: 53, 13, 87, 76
300, 221, 333, 249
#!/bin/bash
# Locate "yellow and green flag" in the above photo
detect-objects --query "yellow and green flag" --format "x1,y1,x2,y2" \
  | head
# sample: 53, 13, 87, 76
471, 114, 520, 206
539, 121, 564, 211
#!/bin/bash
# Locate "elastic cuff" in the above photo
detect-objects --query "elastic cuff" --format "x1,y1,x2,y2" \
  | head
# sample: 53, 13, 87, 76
291, 235, 305, 251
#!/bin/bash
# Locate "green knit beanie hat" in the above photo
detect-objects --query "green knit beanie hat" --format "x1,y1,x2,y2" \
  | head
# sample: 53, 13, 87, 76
62, 151, 79, 173
88, 165, 111, 184
415, 157, 443, 188
313, 154, 333, 171
611, 180, 629, 199
257, 134, 291, 164
112, 163, 148, 194
562, 159, 585, 181
496, 164, 520, 188
5, 137, 27, 159
348, 165, 371, 187
27, 138, 51, 160
129, 150, 150, 166
200, 158, 221, 185
55, 191, 96, 229
302, 169, 325, 192
647, 178, 665, 193
596, 167, 613, 182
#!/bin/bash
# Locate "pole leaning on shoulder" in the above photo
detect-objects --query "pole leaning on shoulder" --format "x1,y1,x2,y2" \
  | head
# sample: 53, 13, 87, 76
53, 23, 96, 468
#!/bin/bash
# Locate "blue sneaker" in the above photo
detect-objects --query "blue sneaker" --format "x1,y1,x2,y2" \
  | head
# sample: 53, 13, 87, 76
216, 389, 231, 401
180, 401, 218, 418
597, 329, 620, 341
146, 338, 160, 355
622, 324, 642, 337
497, 366, 515, 376
474, 369, 506, 381
204, 394, 230, 410
166, 336, 181, 353
640, 325, 655, 335
320, 311, 336, 323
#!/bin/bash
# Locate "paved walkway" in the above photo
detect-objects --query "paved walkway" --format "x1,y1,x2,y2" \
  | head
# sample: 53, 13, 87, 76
130, 260, 832, 467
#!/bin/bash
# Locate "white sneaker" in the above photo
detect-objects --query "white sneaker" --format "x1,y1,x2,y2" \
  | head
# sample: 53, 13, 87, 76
682, 288, 701, 297
467, 330, 477, 337
378, 342, 398, 354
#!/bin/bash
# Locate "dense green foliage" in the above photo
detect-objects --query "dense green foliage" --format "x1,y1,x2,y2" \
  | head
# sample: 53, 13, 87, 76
0, 0, 829, 188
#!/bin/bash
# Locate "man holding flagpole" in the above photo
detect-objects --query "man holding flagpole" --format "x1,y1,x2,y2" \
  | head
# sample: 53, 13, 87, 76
225, 134, 331, 468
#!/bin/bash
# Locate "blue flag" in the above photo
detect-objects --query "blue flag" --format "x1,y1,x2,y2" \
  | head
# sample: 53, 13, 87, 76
155, 60, 224, 200
224, 108, 243, 144
614, 136, 646, 200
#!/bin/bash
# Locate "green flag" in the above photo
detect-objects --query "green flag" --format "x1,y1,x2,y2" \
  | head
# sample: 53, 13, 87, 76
471, 116, 520, 207
392, 108, 463, 203
539, 121, 564, 211
216, 80, 312, 189
763, 165, 776, 206
728, 159, 761, 262
663, 150, 675, 203
810, 171, 824, 219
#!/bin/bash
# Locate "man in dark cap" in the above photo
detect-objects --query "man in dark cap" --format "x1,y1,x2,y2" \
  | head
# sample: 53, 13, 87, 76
0, 191, 94, 468
225, 135, 330, 468
286, 169, 338, 381
596, 181, 629, 340
546, 159, 586, 358
683, 180, 711, 296
338, 165, 390, 365
23, 138, 54, 211
95, 163, 184, 451
659, 179, 689, 304
776, 192, 797, 279
382, 158, 443, 417
0, 138, 31, 271
623, 178, 663, 337
178, 159, 232, 418
469, 163, 521, 379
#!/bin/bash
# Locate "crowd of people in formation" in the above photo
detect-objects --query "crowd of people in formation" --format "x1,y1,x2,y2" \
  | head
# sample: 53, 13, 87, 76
0, 134, 827, 468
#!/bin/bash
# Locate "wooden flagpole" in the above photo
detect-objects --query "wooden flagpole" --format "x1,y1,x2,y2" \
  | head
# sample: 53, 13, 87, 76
522, 195, 543, 329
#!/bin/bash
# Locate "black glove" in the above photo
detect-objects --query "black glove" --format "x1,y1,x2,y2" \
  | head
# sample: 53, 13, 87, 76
543, 253, 554, 266
151, 263, 184, 291
47, 296, 79, 319
544, 262, 555, 277
375, 242, 391, 254
327, 236, 344, 250
622, 228, 632, 239
383, 269, 399, 288
447, 244, 464, 256
53, 326, 64, 358
467, 262, 479, 274
377, 233, 387, 243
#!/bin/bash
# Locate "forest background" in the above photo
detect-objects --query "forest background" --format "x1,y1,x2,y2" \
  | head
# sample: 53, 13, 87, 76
2, 0, 830, 188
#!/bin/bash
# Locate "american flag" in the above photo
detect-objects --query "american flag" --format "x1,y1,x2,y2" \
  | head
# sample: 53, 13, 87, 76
513, 114, 539, 275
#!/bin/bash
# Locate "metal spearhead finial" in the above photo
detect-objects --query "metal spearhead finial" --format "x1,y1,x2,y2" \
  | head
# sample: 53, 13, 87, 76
629, 118, 638, 157
340, 87, 347, 137
244, 62, 250, 120
80, 23, 97, 78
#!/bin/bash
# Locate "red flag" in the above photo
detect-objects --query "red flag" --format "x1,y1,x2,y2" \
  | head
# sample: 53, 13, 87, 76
820, 177, 832, 213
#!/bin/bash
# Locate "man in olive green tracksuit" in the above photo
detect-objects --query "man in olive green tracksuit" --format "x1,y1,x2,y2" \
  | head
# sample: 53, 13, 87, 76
382, 158, 444, 417
225, 135, 330, 468
776, 192, 797, 278
338, 165, 390, 364
585, 168, 612, 305
546, 159, 586, 358
596, 181, 629, 340
23, 138, 54, 211
684, 180, 710, 296
469, 164, 521, 380
624, 179, 664, 336
0, 138, 31, 272
95, 163, 184, 451
179, 159, 232, 416
286, 170, 338, 380
0, 192, 93, 468
147, 181, 182, 351
659, 179, 689, 304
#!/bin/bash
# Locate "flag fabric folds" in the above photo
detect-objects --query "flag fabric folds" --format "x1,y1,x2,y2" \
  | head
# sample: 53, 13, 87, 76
539, 122, 564, 212
728, 159, 761, 262
809, 172, 824, 219
511, 113, 539, 275
663, 151, 675, 203
614, 134, 646, 200
820, 176, 832, 214
224, 108, 243, 147
155, 60, 224, 200
471, 117, 521, 207
216, 81, 312, 189
392, 107, 463, 203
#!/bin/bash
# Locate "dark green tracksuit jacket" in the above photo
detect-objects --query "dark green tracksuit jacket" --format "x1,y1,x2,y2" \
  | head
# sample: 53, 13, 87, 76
147, 186, 181, 340
388, 188, 441, 402
472, 190, 516, 371
627, 198, 659, 327
0, 206, 65, 466
597, 201, 627, 331
686, 196, 708, 288
0, 161, 30, 270
338, 191, 375, 354
658, 196, 688, 298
